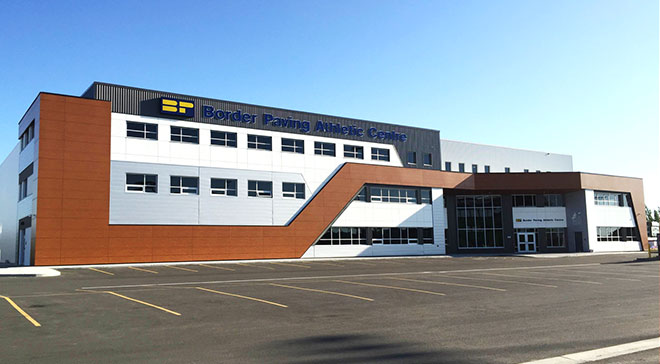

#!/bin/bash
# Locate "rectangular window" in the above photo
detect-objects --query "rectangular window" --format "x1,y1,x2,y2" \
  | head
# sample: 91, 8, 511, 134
282, 138, 304, 154
248, 180, 272, 198
594, 191, 629, 207
20, 121, 35, 150
354, 186, 368, 201
210, 178, 237, 196
316, 227, 368, 245
126, 173, 158, 193
505, 167, 511, 173
524, 169, 529, 173
459, 163, 465, 173
544, 194, 564, 207
314, 142, 336, 156
597, 227, 637, 241
371, 148, 390, 161
19, 179, 28, 200
472, 164, 478, 173
445, 161, 452, 171
422, 228, 434, 244
513, 194, 537, 207
170, 126, 199, 144
247, 135, 272, 150
282, 182, 305, 199
420, 189, 432, 204
170, 176, 199, 195
423, 153, 432, 166
210, 131, 237, 147
370, 227, 421, 245
407, 152, 416, 165
546, 228, 565, 247
370, 187, 417, 203
484, 165, 490, 173
127, 121, 158, 140
456, 195, 504, 248
343, 145, 364, 159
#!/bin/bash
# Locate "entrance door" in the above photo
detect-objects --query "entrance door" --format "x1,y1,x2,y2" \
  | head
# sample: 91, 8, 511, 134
517, 232, 536, 253
18, 227, 31, 266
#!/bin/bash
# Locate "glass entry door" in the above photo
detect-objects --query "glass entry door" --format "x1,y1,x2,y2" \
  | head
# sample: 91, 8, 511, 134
517, 232, 536, 253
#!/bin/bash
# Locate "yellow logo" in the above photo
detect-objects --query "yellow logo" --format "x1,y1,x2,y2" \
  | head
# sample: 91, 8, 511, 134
161, 97, 194, 117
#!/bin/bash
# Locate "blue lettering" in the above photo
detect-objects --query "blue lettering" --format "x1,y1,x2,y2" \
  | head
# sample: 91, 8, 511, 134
263, 113, 274, 125
214, 110, 225, 120
357, 128, 364, 137
368, 127, 378, 137
203, 106, 214, 118
301, 121, 310, 133
400, 134, 407, 142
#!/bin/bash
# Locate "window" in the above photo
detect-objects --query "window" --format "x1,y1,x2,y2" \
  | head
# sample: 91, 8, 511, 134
127, 121, 158, 140
210, 131, 237, 147
248, 180, 272, 198
420, 189, 432, 204
371, 227, 422, 245
445, 162, 452, 171
344, 145, 363, 159
210, 178, 237, 196
484, 165, 490, 173
282, 182, 305, 199
524, 169, 529, 173
472, 164, 478, 173
170, 176, 199, 195
282, 138, 304, 154
422, 228, 434, 244
126, 173, 158, 193
544, 194, 564, 207
317, 227, 367, 245
505, 167, 511, 173
456, 195, 504, 248
594, 191, 629, 207
18, 164, 33, 200
459, 163, 465, 173
423, 153, 432, 166
370, 187, 417, 203
247, 135, 272, 150
407, 152, 417, 165
170, 126, 199, 144
513, 194, 537, 207
314, 142, 335, 156
20, 121, 35, 150
546, 228, 565, 247
371, 148, 390, 161
354, 186, 367, 201
597, 227, 637, 242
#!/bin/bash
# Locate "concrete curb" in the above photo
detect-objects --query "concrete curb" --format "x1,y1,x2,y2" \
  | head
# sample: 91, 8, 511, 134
0, 267, 61, 277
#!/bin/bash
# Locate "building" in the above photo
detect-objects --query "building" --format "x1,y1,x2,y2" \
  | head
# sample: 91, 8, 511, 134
0, 83, 647, 266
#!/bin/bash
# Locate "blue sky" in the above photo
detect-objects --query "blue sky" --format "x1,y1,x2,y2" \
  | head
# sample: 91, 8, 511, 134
0, 0, 658, 206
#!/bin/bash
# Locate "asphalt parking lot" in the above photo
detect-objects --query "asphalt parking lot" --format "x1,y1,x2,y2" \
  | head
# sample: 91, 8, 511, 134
1, 254, 658, 363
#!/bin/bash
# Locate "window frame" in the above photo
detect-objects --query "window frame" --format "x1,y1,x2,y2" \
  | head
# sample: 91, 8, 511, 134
281, 138, 304, 154
282, 182, 305, 199
127, 121, 158, 140
314, 141, 336, 156
170, 126, 199, 144
170, 176, 199, 195
371, 147, 390, 161
210, 130, 237, 147
125, 173, 158, 194
423, 153, 432, 167
247, 134, 272, 151
343, 145, 364, 159
248, 180, 273, 198
210, 178, 238, 196
407, 151, 417, 165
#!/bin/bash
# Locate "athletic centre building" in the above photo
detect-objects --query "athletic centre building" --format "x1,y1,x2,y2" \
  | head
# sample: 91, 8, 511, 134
0, 83, 648, 266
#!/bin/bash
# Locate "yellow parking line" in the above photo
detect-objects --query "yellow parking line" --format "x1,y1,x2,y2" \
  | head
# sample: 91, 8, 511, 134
270, 262, 311, 269
127, 266, 158, 274
235, 263, 275, 270
104, 291, 181, 316
198, 264, 235, 271
88, 268, 114, 276
164, 265, 198, 273
390, 277, 507, 292
0, 295, 41, 327
334, 280, 445, 296
443, 274, 558, 288
270, 283, 373, 301
309, 261, 344, 267
482, 272, 602, 285
195, 287, 287, 308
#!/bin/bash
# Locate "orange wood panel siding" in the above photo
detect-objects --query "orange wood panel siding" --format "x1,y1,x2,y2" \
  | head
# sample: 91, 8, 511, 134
33, 93, 647, 265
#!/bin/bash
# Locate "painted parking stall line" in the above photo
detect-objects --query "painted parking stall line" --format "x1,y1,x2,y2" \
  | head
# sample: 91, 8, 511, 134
195, 286, 288, 308
1, 295, 41, 327
235, 263, 275, 270
198, 264, 236, 271
542, 269, 642, 282
441, 274, 558, 288
519, 337, 660, 364
103, 291, 181, 316
88, 267, 114, 276
270, 283, 373, 301
481, 272, 603, 285
128, 266, 159, 274
164, 265, 198, 273
389, 277, 507, 292
334, 280, 446, 296
269, 262, 311, 269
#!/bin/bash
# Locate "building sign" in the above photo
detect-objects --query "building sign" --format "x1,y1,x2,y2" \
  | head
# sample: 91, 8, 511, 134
201, 105, 408, 142
512, 207, 567, 229
161, 98, 195, 117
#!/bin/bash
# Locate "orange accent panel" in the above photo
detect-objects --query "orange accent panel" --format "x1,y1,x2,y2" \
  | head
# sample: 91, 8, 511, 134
33, 93, 648, 265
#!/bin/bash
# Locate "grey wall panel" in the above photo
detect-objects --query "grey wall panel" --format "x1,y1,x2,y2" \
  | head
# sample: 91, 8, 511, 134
85, 82, 442, 171
565, 190, 588, 252
0, 144, 20, 264
110, 161, 308, 226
